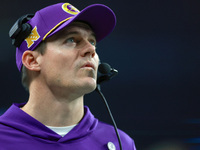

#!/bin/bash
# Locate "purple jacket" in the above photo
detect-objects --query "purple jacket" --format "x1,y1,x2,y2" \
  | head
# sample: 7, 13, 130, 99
0, 103, 136, 150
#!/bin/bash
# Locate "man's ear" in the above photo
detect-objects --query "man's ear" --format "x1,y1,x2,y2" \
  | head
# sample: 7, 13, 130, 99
22, 50, 41, 71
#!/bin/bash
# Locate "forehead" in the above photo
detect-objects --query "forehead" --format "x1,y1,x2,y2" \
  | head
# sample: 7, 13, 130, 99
48, 21, 96, 41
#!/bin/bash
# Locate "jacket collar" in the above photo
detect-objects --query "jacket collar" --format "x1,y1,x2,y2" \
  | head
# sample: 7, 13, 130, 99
0, 103, 98, 142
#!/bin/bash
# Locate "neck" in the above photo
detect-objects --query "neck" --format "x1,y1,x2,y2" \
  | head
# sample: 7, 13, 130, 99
21, 84, 85, 127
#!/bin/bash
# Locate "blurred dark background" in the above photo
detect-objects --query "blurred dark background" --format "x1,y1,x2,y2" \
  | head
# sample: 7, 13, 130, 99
1, 0, 200, 149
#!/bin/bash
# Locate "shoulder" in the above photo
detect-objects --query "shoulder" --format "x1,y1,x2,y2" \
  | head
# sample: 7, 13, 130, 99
97, 121, 131, 137
97, 121, 136, 149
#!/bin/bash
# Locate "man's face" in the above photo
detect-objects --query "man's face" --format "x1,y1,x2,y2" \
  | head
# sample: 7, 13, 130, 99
39, 22, 99, 97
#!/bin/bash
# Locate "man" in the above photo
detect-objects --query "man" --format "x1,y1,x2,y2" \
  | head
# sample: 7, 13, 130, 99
0, 2, 136, 150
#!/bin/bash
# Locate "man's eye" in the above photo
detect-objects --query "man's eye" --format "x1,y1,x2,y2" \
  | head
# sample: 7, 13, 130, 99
66, 38, 75, 43
90, 40, 96, 46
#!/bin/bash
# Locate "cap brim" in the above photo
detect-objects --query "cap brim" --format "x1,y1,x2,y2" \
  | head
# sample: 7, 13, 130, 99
46, 4, 116, 42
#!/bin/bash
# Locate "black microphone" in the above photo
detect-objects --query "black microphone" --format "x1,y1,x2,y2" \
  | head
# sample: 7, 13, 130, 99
96, 63, 122, 150
97, 63, 118, 84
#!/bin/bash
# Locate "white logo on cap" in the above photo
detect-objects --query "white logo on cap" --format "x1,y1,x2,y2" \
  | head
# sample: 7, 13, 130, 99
62, 3, 80, 15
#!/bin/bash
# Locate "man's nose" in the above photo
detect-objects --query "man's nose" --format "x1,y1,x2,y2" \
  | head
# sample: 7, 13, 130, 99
80, 41, 96, 58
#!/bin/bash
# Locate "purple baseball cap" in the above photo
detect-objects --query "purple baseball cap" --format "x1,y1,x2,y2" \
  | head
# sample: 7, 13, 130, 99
16, 2, 116, 71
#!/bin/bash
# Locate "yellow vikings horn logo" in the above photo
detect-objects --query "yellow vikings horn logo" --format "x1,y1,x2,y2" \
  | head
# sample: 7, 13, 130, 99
25, 26, 40, 48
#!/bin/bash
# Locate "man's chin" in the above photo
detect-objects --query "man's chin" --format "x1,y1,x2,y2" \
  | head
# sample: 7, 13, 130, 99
80, 78, 97, 94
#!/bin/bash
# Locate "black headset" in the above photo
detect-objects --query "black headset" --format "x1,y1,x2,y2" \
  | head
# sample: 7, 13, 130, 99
9, 14, 34, 47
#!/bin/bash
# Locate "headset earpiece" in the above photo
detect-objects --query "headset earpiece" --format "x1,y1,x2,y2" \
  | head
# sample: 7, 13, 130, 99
9, 14, 34, 47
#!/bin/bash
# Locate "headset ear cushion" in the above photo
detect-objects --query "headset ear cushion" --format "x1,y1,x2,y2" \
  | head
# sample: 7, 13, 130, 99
12, 23, 32, 47
21, 23, 32, 37
9, 14, 34, 47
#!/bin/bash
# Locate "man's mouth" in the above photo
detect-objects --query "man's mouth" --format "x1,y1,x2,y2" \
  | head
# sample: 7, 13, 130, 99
81, 62, 95, 70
